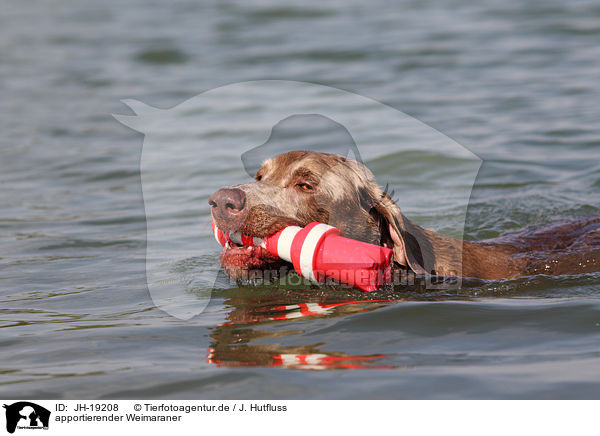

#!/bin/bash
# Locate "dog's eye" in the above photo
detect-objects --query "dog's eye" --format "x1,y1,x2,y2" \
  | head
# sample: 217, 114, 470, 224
255, 174, 262, 181
296, 182, 314, 192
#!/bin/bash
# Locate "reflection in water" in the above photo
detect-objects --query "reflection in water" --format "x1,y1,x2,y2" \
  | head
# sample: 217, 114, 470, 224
206, 291, 404, 370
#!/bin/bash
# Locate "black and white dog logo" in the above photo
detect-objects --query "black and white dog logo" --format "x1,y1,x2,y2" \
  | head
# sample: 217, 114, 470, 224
3, 402, 50, 434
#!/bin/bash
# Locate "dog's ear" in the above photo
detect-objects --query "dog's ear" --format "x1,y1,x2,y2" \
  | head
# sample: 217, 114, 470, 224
361, 187, 435, 275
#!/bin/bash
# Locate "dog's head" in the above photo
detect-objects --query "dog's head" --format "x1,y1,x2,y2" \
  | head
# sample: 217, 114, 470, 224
209, 151, 433, 280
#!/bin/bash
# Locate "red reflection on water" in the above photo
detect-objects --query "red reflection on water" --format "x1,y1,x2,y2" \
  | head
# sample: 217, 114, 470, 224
206, 298, 402, 370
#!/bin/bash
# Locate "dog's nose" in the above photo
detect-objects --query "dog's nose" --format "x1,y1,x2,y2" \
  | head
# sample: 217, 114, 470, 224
209, 188, 246, 229
209, 187, 246, 212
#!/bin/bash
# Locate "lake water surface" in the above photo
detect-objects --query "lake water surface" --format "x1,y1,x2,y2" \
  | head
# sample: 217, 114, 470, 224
1, 0, 600, 399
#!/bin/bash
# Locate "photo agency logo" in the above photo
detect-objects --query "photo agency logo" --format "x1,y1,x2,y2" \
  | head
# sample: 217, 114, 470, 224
3, 402, 50, 434
114, 80, 481, 320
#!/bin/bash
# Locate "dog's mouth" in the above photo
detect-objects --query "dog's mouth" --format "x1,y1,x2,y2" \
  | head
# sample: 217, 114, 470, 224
215, 222, 293, 282
220, 241, 287, 279
212, 205, 305, 281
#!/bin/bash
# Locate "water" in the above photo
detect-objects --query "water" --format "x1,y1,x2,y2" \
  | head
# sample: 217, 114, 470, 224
1, 0, 600, 399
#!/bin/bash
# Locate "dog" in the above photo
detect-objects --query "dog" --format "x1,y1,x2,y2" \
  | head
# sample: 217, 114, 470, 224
209, 151, 600, 285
